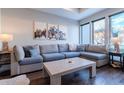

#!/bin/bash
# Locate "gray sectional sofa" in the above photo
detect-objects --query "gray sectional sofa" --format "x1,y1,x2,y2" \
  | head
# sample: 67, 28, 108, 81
11, 44, 108, 76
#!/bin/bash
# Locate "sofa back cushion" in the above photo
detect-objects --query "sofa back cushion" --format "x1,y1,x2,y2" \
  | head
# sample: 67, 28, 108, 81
77, 44, 87, 52
23, 45, 40, 57
86, 45, 107, 54
40, 44, 59, 54
58, 44, 69, 52
69, 44, 77, 52
13, 45, 25, 61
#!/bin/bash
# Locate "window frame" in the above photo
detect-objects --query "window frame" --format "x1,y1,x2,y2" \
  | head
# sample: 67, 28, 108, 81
109, 11, 124, 49
92, 17, 106, 45
80, 22, 90, 44
109, 11, 124, 39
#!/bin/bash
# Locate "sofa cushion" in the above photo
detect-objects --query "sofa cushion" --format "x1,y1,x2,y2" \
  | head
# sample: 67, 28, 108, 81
13, 45, 25, 61
42, 53, 65, 62
69, 44, 77, 52
58, 44, 69, 52
80, 52, 107, 60
19, 55, 43, 65
23, 45, 40, 57
40, 44, 58, 54
86, 45, 107, 54
62, 52, 80, 58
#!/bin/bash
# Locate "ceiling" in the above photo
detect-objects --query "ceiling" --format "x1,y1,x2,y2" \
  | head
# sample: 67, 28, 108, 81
32, 8, 106, 21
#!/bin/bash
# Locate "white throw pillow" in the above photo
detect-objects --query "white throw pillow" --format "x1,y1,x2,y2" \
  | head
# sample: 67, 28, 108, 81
69, 44, 77, 52
14, 45, 25, 61
0, 75, 30, 85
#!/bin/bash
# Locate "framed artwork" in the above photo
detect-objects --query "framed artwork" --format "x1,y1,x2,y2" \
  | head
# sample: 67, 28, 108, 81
47, 24, 59, 40
33, 21, 47, 39
58, 25, 67, 40
33, 21, 67, 40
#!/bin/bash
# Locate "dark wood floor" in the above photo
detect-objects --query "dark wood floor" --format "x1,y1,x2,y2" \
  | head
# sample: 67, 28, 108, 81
28, 65, 124, 85
1, 65, 124, 85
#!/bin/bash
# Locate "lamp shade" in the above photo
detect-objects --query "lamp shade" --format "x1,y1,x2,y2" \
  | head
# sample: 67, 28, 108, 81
119, 34, 124, 43
0, 34, 13, 42
111, 37, 120, 44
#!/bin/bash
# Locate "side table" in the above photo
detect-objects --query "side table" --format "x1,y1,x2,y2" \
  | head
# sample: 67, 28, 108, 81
0, 51, 12, 74
109, 51, 124, 71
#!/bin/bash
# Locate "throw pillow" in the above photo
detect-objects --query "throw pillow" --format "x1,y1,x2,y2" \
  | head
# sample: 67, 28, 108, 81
69, 44, 77, 52
23, 45, 40, 57
29, 48, 40, 57
13, 45, 25, 61
77, 45, 86, 52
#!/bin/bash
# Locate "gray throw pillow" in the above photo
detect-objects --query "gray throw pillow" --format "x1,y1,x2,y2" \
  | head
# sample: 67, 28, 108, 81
29, 48, 40, 57
77, 45, 86, 51
13, 45, 25, 61
23, 45, 40, 57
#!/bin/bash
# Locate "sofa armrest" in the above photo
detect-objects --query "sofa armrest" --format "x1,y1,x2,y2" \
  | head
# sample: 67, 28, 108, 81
11, 52, 20, 76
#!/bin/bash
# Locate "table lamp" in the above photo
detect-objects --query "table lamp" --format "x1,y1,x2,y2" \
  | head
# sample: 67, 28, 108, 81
111, 37, 120, 52
0, 34, 13, 51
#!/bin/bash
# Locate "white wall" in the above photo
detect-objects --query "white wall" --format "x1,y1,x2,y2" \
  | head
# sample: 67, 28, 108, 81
0, 8, 1, 33
80, 8, 124, 46
1, 8, 79, 48
80, 8, 124, 24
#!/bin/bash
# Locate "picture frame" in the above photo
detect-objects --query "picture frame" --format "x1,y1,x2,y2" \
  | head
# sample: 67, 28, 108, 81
33, 21, 47, 40
33, 21, 67, 40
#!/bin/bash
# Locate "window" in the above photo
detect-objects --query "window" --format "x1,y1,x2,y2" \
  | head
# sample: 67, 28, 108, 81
80, 23, 90, 44
110, 12, 124, 51
93, 18, 105, 45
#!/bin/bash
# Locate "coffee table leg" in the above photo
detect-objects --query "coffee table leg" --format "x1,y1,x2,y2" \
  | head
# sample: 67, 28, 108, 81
89, 65, 96, 78
50, 75, 61, 85
42, 67, 49, 78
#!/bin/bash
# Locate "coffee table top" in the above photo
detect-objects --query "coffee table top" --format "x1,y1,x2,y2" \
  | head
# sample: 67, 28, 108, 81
43, 57, 96, 76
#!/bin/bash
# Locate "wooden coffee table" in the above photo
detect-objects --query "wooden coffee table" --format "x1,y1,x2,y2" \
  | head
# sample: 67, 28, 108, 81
43, 57, 96, 85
